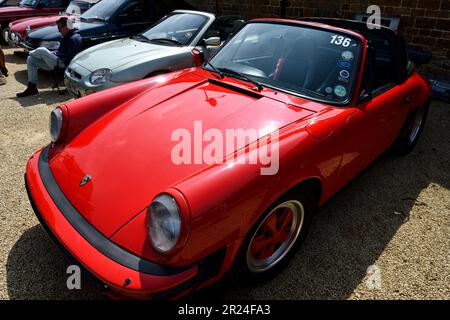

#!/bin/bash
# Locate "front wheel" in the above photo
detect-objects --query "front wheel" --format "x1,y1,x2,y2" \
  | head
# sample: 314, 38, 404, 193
232, 189, 316, 283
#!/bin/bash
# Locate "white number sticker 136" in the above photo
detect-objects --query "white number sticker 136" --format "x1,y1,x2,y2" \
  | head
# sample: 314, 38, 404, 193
330, 35, 352, 47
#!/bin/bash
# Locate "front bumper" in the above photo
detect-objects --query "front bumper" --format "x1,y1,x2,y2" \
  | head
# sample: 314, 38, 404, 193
64, 64, 119, 98
25, 146, 215, 299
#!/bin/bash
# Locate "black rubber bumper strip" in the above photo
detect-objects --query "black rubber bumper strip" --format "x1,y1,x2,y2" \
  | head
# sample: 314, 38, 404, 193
36, 146, 192, 276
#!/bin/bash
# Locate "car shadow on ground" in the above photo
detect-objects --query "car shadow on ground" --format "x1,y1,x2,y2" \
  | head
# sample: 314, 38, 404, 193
10, 70, 70, 107
6, 101, 450, 300
6, 225, 103, 299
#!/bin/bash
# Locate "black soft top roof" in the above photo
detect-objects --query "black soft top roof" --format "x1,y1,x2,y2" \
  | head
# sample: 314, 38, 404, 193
301, 17, 409, 82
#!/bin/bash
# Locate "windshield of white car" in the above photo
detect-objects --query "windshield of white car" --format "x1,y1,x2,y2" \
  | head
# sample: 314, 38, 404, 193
141, 13, 208, 46
207, 22, 361, 104
19, 0, 38, 7
81, 0, 126, 21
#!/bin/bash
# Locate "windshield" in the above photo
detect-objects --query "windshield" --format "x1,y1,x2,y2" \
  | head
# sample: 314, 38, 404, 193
141, 13, 208, 46
65, 1, 89, 15
81, 0, 126, 21
19, 0, 38, 7
208, 22, 361, 104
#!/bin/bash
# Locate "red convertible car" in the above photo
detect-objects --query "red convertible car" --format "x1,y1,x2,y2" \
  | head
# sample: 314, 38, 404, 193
25, 18, 432, 299
4, 0, 98, 46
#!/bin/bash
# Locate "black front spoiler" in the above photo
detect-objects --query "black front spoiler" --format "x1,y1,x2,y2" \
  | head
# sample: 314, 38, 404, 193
25, 146, 227, 298
35, 146, 191, 276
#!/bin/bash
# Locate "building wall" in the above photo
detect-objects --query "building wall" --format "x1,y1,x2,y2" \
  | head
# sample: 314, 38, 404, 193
187, 0, 450, 77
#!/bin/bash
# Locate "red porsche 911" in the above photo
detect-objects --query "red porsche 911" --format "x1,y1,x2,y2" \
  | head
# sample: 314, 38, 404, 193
25, 18, 432, 299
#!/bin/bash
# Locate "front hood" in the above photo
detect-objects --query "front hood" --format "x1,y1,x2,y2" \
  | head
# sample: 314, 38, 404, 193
28, 21, 107, 41
11, 14, 62, 32
49, 72, 316, 237
74, 38, 181, 71
0, 6, 32, 16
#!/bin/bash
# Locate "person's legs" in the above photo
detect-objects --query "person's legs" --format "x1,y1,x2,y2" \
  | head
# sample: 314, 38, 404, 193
0, 47, 8, 77
26, 53, 54, 84
29, 47, 58, 69
17, 47, 63, 97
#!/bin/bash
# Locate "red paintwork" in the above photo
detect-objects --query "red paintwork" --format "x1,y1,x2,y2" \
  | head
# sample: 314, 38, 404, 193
0, 4, 67, 27
9, 14, 71, 41
26, 19, 432, 299
8, 1, 92, 41
250, 208, 293, 259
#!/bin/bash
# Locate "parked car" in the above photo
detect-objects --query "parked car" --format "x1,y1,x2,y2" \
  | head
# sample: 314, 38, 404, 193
4, 0, 98, 46
65, 10, 245, 97
21, 0, 194, 51
0, 0, 70, 42
25, 18, 431, 299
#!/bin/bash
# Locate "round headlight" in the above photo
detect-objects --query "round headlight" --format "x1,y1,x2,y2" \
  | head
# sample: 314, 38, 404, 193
49, 108, 63, 143
147, 194, 181, 253
25, 25, 31, 33
90, 68, 112, 85
3, 30, 8, 43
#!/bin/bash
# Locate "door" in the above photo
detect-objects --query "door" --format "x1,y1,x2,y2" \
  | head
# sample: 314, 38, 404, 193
338, 35, 412, 184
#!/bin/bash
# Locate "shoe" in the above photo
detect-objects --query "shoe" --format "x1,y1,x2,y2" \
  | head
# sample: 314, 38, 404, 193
0, 67, 8, 77
16, 82, 38, 97
0, 76, 6, 86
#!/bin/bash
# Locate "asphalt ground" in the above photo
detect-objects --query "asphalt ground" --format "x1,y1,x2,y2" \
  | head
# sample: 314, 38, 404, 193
0, 47, 449, 299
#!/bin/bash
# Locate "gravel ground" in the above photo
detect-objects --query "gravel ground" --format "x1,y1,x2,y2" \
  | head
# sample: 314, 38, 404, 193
0, 47, 449, 300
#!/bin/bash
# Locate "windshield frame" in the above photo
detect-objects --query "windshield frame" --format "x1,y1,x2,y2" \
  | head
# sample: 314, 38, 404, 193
204, 20, 366, 107
139, 12, 211, 47
80, 0, 127, 22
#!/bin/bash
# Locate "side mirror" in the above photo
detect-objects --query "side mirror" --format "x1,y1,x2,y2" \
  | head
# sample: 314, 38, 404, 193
191, 48, 205, 67
204, 37, 221, 47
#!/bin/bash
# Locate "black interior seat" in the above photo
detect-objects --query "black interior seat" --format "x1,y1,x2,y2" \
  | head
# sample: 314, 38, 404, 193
276, 37, 317, 89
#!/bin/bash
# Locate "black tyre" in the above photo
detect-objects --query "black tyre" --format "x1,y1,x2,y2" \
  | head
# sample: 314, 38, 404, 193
232, 189, 316, 284
392, 102, 430, 156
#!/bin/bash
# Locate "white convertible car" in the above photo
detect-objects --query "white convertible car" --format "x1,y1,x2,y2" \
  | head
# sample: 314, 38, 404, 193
64, 10, 245, 97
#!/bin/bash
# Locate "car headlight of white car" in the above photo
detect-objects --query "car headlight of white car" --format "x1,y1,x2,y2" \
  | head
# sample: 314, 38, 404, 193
40, 41, 60, 50
90, 68, 112, 85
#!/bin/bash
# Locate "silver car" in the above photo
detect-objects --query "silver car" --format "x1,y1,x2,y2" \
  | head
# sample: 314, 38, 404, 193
65, 10, 245, 97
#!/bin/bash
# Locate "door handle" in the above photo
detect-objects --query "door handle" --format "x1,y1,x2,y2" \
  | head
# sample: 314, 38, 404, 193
401, 96, 411, 105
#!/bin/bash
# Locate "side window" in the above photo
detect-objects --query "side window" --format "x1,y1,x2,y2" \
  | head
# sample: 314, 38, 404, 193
204, 21, 220, 40
370, 34, 397, 92
40, 0, 65, 8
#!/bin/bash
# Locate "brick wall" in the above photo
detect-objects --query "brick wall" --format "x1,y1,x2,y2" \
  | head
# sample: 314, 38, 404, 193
187, 0, 450, 77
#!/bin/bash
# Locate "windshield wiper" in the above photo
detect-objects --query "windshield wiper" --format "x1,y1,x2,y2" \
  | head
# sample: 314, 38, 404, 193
218, 67, 264, 91
130, 34, 150, 42
149, 38, 182, 46
205, 61, 224, 79
80, 16, 106, 22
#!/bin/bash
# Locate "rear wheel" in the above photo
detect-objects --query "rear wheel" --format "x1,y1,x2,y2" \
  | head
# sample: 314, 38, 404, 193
392, 103, 429, 155
232, 189, 316, 283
